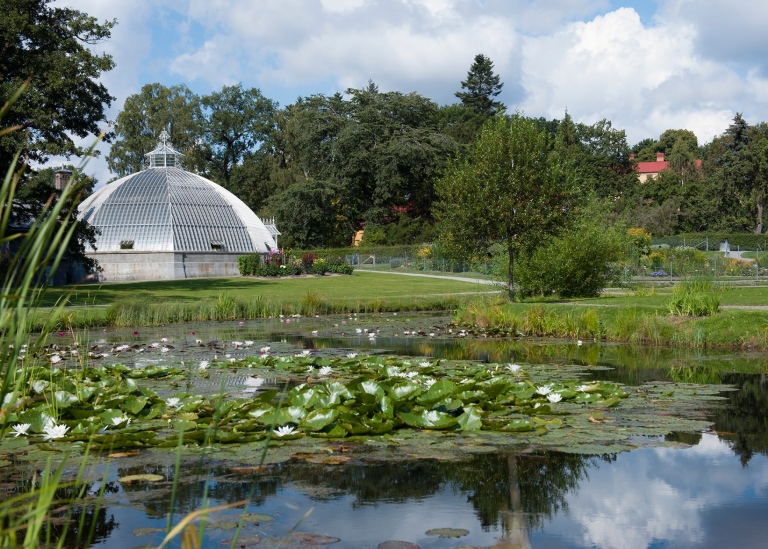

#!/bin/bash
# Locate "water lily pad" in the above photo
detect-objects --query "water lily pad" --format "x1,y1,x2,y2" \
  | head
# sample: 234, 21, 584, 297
220, 534, 261, 546
208, 520, 238, 530
242, 513, 274, 523
119, 474, 164, 483
378, 542, 419, 549
132, 527, 165, 536
425, 527, 469, 538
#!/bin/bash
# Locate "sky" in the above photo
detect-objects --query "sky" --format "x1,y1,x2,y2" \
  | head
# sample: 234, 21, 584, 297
55, 0, 768, 184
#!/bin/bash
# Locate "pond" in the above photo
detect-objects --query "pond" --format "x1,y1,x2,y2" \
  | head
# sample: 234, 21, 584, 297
4, 313, 768, 548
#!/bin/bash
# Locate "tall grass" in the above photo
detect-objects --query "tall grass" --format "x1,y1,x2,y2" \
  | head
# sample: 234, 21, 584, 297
0, 84, 113, 548
454, 299, 768, 349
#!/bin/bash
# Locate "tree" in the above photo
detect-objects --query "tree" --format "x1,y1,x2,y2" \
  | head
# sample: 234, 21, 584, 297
196, 84, 277, 188
455, 54, 505, 117
272, 86, 459, 242
267, 180, 348, 248
13, 164, 99, 275
436, 115, 574, 301
106, 83, 202, 178
514, 200, 628, 298
0, 0, 115, 172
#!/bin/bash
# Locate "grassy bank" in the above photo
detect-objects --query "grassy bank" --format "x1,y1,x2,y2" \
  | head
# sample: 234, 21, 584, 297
454, 298, 768, 349
33, 272, 499, 329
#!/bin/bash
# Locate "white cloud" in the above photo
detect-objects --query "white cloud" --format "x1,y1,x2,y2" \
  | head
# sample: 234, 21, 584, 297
53, 0, 768, 180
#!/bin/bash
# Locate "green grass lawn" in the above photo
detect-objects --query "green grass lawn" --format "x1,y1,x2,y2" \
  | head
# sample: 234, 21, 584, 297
44, 272, 498, 308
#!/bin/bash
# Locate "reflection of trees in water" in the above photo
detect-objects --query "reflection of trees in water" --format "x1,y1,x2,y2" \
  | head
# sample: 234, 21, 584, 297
116, 463, 279, 519
283, 452, 605, 537
111, 452, 604, 544
1, 470, 120, 548
711, 373, 768, 465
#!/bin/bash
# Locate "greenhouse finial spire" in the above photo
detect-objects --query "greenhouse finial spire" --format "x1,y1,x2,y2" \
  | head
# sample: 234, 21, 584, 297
145, 130, 183, 169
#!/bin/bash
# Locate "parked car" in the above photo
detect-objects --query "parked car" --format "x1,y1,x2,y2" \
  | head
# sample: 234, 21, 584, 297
650, 270, 669, 277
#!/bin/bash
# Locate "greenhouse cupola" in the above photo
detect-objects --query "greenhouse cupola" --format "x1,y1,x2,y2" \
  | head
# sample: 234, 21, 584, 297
77, 132, 276, 282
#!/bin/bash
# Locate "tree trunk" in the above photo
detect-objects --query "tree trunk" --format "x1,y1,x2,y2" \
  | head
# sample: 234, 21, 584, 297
497, 455, 531, 549
508, 245, 515, 302
757, 202, 764, 235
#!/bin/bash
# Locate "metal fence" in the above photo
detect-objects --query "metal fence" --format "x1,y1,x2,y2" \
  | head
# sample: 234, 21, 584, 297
346, 254, 491, 276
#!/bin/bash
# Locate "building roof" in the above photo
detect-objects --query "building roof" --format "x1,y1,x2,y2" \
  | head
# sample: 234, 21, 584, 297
636, 160, 669, 174
78, 167, 276, 253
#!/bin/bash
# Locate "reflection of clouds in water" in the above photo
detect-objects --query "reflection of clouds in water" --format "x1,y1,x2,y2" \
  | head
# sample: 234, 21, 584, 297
547, 434, 768, 549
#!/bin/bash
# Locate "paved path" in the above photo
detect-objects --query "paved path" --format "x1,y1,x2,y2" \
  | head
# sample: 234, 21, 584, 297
355, 268, 498, 286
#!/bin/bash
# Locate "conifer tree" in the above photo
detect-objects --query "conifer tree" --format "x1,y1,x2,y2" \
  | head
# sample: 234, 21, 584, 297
455, 54, 505, 117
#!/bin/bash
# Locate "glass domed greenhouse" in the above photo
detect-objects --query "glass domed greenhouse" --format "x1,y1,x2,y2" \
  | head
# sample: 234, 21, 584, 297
78, 132, 276, 282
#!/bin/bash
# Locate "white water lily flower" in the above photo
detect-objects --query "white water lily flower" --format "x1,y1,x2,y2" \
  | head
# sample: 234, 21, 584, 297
199, 361, 209, 370
260, 346, 270, 355
161, 338, 168, 343
195, 339, 203, 345
150, 343, 159, 348
274, 425, 296, 437
355, 328, 362, 334
43, 423, 69, 441
419, 361, 431, 368
405, 372, 419, 379
536, 385, 552, 396
296, 350, 311, 357
244, 340, 254, 347
111, 416, 131, 426
506, 363, 521, 373
160, 347, 170, 353
166, 397, 181, 408
576, 384, 593, 392
232, 341, 243, 348
547, 393, 563, 403
306, 365, 314, 373
347, 353, 358, 359
319, 366, 333, 376
11, 424, 31, 437
50, 355, 62, 364
423, 378, 436, 388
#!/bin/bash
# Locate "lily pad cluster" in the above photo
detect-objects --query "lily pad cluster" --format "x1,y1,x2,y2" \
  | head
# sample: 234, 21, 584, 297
1, 352, 720, 456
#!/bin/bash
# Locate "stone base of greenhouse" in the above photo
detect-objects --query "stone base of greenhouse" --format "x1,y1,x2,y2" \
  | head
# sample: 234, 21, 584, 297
86, 251, 260, 282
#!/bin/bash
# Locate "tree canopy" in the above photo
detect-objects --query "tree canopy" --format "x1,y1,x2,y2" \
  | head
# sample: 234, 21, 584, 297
455, 54, 505, 117
435, 115, 574, 301
0, 0, 115, 172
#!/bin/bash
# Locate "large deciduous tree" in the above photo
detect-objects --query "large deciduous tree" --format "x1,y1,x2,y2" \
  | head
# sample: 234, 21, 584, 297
0, 0, 115, 171
197, 84, 277, 188
455, 54, 505, 117
436, 115, 574, 301
270, 85, 459, 244
106, 83, 202, 178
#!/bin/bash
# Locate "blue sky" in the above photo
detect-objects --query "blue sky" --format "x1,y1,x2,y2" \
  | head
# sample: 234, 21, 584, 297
59, 0, 768, 183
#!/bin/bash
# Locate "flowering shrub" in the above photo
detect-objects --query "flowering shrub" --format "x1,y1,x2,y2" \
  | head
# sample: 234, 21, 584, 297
238, 254, 353, 276
301, 252, 317, 273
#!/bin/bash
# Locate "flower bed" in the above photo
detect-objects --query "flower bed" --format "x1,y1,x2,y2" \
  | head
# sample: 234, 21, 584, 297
238, 251, 353, 277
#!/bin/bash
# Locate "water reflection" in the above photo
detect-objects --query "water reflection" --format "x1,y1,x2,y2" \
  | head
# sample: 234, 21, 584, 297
22, 317, 768, 547
83, 434, 768, 548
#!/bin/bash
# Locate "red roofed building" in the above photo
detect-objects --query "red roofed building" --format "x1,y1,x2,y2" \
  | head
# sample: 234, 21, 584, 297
632, 152, 702, 183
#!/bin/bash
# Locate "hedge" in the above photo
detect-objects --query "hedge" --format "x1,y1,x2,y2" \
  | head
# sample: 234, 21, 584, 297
652, 233, 768, 250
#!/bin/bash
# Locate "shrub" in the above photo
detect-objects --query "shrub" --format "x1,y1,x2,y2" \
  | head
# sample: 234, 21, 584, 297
513, 207, 628, 298
238, 254, 262, 276
667, 282, 720, 316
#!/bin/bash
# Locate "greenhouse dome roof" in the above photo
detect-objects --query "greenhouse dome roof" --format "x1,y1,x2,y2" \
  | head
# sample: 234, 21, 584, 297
78, 134, 275, 254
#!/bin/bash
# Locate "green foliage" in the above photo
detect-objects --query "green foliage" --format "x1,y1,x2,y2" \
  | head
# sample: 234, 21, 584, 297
454, 54, 505, 117
273, 86, 459, 242
436, 115, 575, 300
0, 0, 115, 172
268, 180, 348, 248
667, 281, 721, 316
514, 204, 629, 298
106, 83, 201, 177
